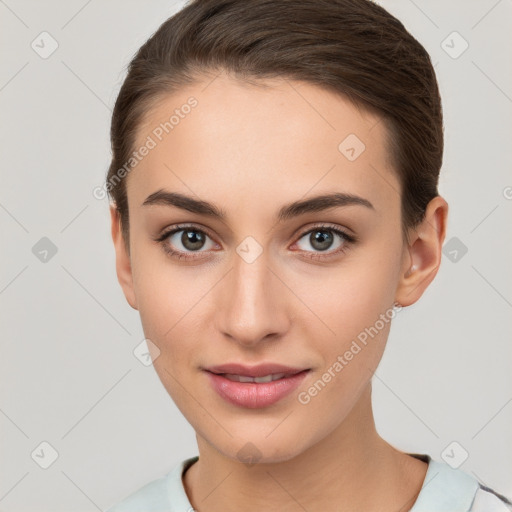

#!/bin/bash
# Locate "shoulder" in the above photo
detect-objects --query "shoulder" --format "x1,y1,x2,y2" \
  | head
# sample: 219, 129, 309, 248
471, 486, 512, 512
105, 456, 198, 512
408, 453, 512, 512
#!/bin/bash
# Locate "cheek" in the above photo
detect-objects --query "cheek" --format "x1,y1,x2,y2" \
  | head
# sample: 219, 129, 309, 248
303, 258, 399, 343
130, 254, 180, 360
131, 244, 199, 334
131, 253, 213, 378
295, 243, 402, 390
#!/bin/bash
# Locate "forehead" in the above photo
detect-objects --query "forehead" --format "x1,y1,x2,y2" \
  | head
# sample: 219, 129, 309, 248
127, 72, 400, 220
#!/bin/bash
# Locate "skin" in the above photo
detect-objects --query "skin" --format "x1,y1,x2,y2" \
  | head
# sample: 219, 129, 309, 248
111, 71, 448, 512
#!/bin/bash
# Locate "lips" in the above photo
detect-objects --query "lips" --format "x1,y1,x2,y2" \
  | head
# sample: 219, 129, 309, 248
222, 373, 287, 383
204, 363, 311, 408
205, 363, 308, 378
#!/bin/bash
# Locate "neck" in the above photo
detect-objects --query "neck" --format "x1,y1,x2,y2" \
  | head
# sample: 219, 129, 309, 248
183, 383, 427, 512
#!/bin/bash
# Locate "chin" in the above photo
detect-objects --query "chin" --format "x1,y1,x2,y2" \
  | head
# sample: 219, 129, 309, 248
208, 430, 309, 466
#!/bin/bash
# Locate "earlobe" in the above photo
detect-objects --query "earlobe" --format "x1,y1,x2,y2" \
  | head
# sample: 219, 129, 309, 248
110, 205, 138, 310
394, 196, 449, 307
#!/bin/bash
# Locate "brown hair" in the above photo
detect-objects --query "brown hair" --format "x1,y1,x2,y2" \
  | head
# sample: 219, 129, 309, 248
106, 0, 443, 249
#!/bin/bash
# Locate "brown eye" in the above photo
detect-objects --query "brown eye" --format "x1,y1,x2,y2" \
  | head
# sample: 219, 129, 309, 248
308, 230, 335, 251
157, 225, 218, 260
164, 228, 215, 252
179, 230, 207, 251
294, 224, 356, 259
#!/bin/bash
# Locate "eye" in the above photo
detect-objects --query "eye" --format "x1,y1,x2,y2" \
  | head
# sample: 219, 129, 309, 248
156, 224, 218, 260
293, 224, 356, 259
155, 223, 357, 262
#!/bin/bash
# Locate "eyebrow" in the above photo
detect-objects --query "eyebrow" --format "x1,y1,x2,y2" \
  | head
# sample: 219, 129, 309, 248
142, 189, 375, 222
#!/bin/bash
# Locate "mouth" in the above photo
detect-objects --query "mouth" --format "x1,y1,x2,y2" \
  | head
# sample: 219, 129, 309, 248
213, 372, 295, 383
203, 364, 311, 409
205, 362, 309, 378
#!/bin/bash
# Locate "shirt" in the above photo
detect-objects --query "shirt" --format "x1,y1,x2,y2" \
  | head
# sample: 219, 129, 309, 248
105, 453, 512, 512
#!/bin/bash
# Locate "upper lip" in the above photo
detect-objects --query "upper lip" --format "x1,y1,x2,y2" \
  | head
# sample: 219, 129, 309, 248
205, 363, 309, 378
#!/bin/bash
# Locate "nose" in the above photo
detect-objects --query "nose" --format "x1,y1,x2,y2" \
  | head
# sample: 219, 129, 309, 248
215, 249, 291, 348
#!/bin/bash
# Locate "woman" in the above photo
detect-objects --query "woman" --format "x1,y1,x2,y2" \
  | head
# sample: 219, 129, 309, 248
105, 0, 512, 510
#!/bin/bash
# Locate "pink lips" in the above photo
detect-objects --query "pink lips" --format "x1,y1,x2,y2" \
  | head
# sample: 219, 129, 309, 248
204, 363, 310, 409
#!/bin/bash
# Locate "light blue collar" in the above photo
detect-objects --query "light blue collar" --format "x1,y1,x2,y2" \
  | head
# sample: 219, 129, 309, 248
166, 453, 479, 512
166, 455, 199, 512
408, 453, 479, 511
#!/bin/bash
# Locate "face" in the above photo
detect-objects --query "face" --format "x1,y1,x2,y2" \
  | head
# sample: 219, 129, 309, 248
112, 72, 419, 463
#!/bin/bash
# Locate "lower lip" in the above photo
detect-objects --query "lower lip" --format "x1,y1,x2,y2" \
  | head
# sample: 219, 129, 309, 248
205, 370, 310, 409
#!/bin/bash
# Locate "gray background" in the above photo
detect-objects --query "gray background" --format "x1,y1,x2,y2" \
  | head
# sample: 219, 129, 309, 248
1, 0, 511, 510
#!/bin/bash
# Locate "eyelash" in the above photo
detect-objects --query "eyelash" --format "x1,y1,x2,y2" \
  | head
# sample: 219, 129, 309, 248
155, 223, 357, 262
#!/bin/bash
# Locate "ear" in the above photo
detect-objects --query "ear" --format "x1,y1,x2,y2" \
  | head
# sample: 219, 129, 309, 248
395, 195, 449, 307
110, 205, 138, 310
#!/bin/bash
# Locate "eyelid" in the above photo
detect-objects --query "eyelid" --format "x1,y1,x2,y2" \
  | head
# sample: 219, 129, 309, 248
156, 223, 218, 243
295, 222, 357, 242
